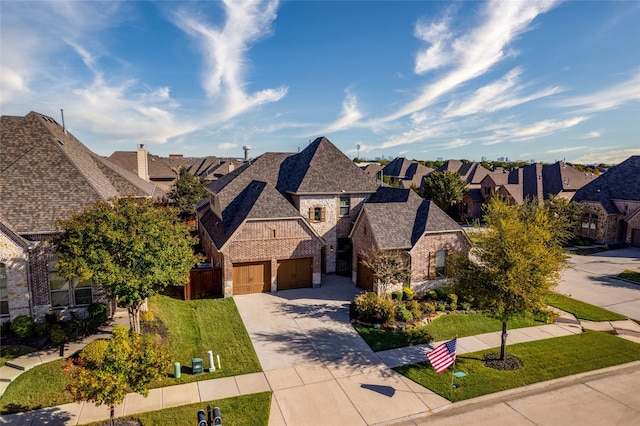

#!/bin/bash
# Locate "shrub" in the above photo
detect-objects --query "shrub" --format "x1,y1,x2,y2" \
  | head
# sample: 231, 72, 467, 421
35, 323, 50, 337
426, 290, 438, 300
422, 302, 436, 314
49, 324, 68, 345
11, 315, 35, 338
448, 302, 458, 311
402, 287, 414, 301
435, 286, 452, 300
436, 301, 447, 312
45, 311, 59, 325
447, 294, 458, 305
391, 290, 403, 301
408, 300, 422, 318
88, 303, 108, 328
354, 292, 395, 324
532, 309, 559, 324
80, 339, 110, 369
461, 302, 472, 311
397, 305, 414, 323
140, 310, 155, 323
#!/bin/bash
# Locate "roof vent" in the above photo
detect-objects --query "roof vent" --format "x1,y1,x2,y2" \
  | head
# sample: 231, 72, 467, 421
57, 140, 64, 146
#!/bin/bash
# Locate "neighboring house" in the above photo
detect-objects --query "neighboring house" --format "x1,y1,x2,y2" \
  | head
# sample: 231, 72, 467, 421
572, 156, 640, 246
163, 155, 244, 182
381, 158, 434, 189
350, 187, 470, 295
478, 161, 597, 215
196, 137, 388, 296
107, 145, 176, 193
0, 111, 160, 322
358, 163, 383, 180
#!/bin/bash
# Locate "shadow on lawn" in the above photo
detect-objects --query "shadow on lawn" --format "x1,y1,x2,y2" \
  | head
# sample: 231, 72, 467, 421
1, 405, 74, 424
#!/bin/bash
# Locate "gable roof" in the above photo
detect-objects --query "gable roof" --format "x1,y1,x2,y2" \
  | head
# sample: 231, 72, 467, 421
199, 180, 310, 249
0, 215, 31, 249
542, 161, 597, 197
383, 158, 434, 189
573, 156, 640, 214
1, 112, 158, 235
277, 137, 380, 195
357, 187, 462, 250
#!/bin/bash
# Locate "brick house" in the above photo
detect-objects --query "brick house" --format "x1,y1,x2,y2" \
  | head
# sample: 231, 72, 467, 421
381, 158, 433, 189
196, 137, 382, 296
573, 156, 640, 246
0, 112, 161, 322
350, 187, 470, 295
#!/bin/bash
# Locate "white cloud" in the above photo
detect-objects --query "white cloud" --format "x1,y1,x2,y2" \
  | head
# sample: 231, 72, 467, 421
512, 116, 587, 138
444, 67, 562, 117
579, 131, 602, 139
414, 13, 454, 74
570, 149, 640, 165
547, 146, 587, 154
172, 0, 287, 119
441, 138, 472, 149
218, 142, 238, 151
554, 72, 640, 113
382, 0, 559, 123
316, 90, 364, 134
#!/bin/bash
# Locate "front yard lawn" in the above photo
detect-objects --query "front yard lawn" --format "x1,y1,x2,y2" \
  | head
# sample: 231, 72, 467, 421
396, 331, 640, 402
355, 313, 543, 352
0, 295, 261, 414
618, 269, 640, 284
84, 392, 272, 426
545, 292, 627, 321
147, 295, 261, 387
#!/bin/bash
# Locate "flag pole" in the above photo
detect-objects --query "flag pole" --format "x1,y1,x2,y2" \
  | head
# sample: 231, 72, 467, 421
450, 334, 458, 400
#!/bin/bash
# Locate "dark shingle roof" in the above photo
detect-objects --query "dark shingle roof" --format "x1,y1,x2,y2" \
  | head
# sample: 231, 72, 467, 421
573, 156, 640, 214
363, 187, 462, 249
1, 112, 157, 234
542, 161, 597, 197
107, 151, 176, 180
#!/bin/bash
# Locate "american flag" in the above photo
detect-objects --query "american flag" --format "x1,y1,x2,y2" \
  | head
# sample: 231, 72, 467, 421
427, 337, 457, 374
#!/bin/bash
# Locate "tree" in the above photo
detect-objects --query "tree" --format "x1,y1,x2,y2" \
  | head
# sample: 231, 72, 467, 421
360, 249, 410, 296
65, 326, 170, 426
450, 197, 570, 362
52, 197, 197, 333
419, 171, 467, 215
544, 195, 583, 241
166, 167, 208, 219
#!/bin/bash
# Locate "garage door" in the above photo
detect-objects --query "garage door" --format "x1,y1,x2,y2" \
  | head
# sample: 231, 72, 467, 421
277, 258, 312, 290
632, 229, 640, 248
357, 258, 374, 291
232, 261, 271, 295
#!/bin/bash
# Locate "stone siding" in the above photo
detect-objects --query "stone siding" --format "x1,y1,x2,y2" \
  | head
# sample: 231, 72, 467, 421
409, 231, 469, 284
0, 231, 30, 321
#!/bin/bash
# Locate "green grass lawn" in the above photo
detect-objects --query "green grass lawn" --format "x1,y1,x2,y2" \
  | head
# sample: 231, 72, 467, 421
0, 295, 261, 414
545, 292, 627, 321
83, 392, 272, 426
355, 313, 543, 352
0, 345, 37, 367
396, 331, 640, 402
618, 269, 640, 284
0, 360, 71, 414
147, 295, 261, 387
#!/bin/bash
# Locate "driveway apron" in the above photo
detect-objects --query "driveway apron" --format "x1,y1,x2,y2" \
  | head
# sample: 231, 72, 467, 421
233, 275, 449, 426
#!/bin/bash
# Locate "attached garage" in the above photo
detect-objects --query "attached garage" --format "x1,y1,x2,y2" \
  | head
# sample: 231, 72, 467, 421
632, 229, 640, 248
357, 258, 374, 291
232, 261, 271, 295
277, 258, 312, 290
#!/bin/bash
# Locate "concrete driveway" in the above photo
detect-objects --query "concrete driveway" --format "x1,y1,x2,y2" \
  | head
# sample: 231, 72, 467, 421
557, 248, 640, 321
233, 275, 449, 426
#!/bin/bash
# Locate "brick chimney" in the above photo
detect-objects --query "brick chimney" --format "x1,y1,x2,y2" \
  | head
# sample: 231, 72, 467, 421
137, 144, 149, 182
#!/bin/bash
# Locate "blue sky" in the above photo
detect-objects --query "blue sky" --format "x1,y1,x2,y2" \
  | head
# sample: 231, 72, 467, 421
1, 0, 639, 164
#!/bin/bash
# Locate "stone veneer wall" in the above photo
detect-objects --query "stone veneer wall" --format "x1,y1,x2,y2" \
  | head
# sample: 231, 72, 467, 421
0, 231, 31, 321
410, 231, 470, 285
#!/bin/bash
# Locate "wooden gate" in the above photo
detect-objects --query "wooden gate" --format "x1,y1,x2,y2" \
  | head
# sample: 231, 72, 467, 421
182, 267, 222, 300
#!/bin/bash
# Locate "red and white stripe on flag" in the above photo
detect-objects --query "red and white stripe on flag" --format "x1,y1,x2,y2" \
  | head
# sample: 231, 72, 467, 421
427, 337, 457, 374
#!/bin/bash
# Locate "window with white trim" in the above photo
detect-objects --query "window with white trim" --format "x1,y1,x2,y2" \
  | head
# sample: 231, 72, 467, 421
435, 250, 447, 277
339, 196, 350, 216
48, 260, 93, 308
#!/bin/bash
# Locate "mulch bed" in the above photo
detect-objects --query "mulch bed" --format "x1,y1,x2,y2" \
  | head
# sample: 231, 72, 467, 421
482, 352, 524, 370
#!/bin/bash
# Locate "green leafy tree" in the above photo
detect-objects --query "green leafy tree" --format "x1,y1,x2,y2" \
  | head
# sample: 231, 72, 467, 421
65, 326, 170, 426
360, 249, 410, 296
419, 170, 467, 213
544, 195, 583, 241
166, 167, 208, 219
52, 197, 197, 333
450, 197, 571, 361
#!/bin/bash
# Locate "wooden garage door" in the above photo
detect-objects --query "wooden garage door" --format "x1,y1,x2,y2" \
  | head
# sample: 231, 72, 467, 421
632, 229, 640, 248
357, 258, 374, 291
277, 258, 312, 290
232, 261, 271, 295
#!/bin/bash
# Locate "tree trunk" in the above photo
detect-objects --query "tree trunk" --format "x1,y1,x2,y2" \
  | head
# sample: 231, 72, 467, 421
127, 302, 142, 334
500, 321, 508, 360
110, 404, 115, 426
